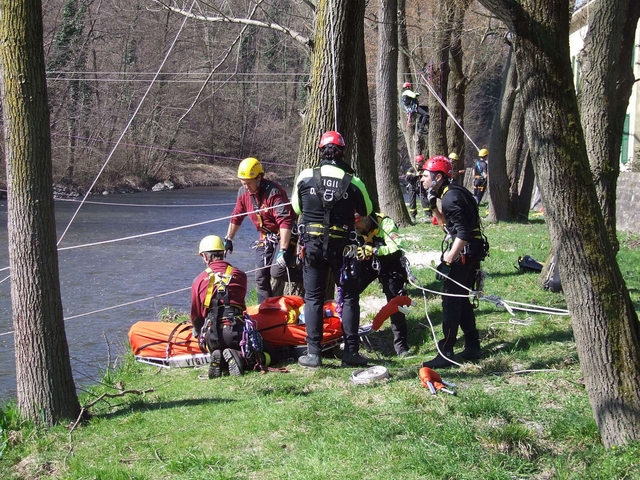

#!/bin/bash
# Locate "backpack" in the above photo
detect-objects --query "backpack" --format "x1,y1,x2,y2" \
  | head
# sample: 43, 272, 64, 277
240, 314, 266, 371
517, 255, 543, 273
543, 255, 563, 292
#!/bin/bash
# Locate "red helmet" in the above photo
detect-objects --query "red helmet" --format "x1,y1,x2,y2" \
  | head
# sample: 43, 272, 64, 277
425, 155, 454, 178
402, 82, 412, 89
318, 131, 345, 149
414, 154, 424, 165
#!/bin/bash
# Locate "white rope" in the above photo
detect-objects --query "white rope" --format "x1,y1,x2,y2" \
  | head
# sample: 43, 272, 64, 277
56, 0, 197, 247
55, 198, 237, 208
329, 0, 338, 131
56, 202, 290, 252
416, 70, 480, 153
420, 292, 464, 368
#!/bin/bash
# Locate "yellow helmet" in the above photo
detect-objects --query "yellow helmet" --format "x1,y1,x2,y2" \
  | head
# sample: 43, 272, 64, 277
237, 157, 264, 179
478, 148, 488, 158
198, 235, 225, 254
448, 152, 459, 161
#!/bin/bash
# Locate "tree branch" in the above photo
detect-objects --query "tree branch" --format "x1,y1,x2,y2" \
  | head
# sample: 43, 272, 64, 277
152, 0, 312, 49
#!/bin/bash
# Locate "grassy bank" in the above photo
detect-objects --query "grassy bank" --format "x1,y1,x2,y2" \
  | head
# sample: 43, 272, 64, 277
2, 216, 640, 479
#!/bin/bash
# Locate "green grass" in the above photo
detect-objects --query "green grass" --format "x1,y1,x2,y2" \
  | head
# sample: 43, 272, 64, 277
2, 216, 640, 479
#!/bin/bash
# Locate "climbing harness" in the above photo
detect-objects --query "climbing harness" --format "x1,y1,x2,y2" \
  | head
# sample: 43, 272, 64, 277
199, 265, 238, 353
240, 314, 266, 372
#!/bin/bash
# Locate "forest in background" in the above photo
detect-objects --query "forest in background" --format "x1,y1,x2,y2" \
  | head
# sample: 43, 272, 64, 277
0, 0, 506, 193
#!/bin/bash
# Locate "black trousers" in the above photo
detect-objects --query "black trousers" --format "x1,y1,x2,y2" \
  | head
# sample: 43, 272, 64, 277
440, 255, 481, 353
255, 242, 302, 304
301, 237, 360, 355
408, 184, 431, 219
359, 257, 409, 353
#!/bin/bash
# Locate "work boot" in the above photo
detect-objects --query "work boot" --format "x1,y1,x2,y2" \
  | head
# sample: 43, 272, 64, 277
298, 353, 322, 369
341, 351, 368, 367
208, 349, 223, 379
422, 351, 455, 369
223, 348, 244, 376
459, 346, 482, 361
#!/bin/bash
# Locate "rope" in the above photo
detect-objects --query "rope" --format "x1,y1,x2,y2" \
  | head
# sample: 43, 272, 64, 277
56, 0, 197, 247
55, 198, 237, 208
329, 0, 338, 131
416, 70, 480, 153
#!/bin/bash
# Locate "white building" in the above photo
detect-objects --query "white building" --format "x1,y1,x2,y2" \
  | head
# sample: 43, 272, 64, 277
569, 0, 640, 168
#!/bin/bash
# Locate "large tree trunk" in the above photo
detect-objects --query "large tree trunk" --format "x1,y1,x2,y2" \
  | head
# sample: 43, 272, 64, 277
577, 0, 640, 253
297, 0, 377, 210
375, 0, 408, 225
478, 0, 640, 448
446, 0, 471, 176
0, 0, 81, 425
487, 44, 518, 222
426, 0, 453, 156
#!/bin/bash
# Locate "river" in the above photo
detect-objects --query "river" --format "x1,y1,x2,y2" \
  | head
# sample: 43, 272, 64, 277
0, 186, 260, 402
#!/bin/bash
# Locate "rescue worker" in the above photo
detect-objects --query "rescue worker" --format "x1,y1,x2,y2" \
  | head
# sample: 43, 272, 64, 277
401, 82, 429, 134
354, 212, 411, 357
420, 170, 445, 229
422, 156, 487, 368
473, 148, 489, 204
224, 157, 300, 304
191, 235, 248, 378
405, 154, 431, 222
292, 131, 373, 369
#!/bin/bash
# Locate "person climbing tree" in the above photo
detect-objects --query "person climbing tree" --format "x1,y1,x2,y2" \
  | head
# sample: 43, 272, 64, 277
401, 82, 429, 134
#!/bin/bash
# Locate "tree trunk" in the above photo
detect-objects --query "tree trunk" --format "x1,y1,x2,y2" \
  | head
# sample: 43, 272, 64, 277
479, 0, 640, 448
426, 0, 453, 156
487, 44, 518, 222
397, 0, 427, 162
446, 0, 471, 176
375, 0, 407, 225
0, 0, 81, 425
577, 0, 640, 253
297, 0, 377, 211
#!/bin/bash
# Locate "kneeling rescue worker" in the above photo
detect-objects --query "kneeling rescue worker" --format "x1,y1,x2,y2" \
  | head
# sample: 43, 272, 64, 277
191, 235, 248, 378
292, 131, 373, 368
354, 212, 411, 357
421, 156, 488, 368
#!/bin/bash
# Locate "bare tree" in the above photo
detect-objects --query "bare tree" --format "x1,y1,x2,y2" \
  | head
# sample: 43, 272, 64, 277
478, 0, 640, 447
0, 0, 81, 424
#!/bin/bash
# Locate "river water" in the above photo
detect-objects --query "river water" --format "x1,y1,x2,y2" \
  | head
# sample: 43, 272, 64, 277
0, 187, 260, 402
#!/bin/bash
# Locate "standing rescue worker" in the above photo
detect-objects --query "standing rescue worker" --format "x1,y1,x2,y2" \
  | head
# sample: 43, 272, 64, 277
401, 82, 429, 134
191, 235, 248, 378
405, 154, 431, 222
224, 157, 299, 304
354, 212, 411, 357
422, 156, 487, 368
473, 148, 489, 204
292, 131, 373, 369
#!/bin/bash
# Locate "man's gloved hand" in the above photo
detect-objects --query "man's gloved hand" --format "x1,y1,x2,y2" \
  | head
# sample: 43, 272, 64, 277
356, 245, 375, 260
435, 261, 451, 281
223, 237, 233, 256
276, 249, 287, 267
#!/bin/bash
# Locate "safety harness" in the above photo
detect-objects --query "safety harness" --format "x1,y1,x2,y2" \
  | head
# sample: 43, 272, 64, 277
199, 265, 240, 352
308, 166, 353, 259
440, 184, 490, 261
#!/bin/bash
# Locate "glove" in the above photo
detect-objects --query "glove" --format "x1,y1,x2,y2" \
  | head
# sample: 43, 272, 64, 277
356, 245, 375, 260
223, 237, 233, 256
276, 249, 287, 267
435, 261, 451, 282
